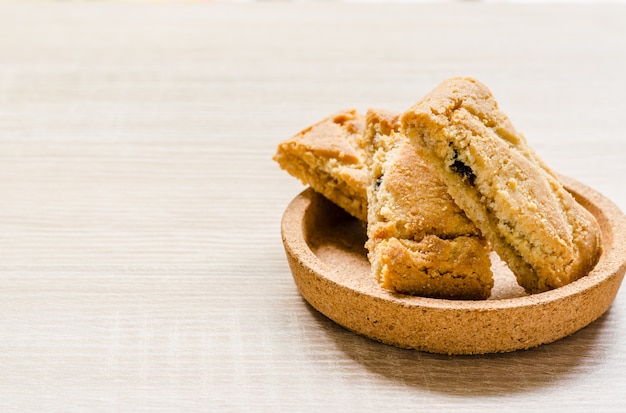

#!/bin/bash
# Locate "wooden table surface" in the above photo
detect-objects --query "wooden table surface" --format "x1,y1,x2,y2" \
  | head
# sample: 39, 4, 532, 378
1, 1, 625, 411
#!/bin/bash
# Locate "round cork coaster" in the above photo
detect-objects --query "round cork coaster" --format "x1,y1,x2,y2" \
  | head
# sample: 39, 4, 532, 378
280, 176, 626, 355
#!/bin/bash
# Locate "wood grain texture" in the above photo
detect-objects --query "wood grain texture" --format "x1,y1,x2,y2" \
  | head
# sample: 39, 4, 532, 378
0, 2, 625, 411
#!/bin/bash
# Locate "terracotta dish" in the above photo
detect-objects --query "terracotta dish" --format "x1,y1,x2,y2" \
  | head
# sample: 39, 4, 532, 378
280, 176, 626, 354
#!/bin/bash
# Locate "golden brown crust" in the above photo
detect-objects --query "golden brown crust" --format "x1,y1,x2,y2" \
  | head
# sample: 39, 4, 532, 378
401, 77, 603, 293
365, 108, 493, 299
273, 110, 369, 221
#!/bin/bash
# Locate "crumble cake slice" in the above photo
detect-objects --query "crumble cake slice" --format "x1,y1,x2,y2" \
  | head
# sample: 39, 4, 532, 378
365, 108, 493, 299
273, 109, 368, 221
401, 77, 602, 293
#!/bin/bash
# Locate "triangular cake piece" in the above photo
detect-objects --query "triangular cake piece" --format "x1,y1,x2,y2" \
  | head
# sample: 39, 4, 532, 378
364, 109, 493, 299
401, 77, 602, 293
273, 109, 368, 221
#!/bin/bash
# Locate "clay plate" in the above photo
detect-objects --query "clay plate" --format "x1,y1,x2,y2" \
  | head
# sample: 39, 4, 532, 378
280, 176, 626, 355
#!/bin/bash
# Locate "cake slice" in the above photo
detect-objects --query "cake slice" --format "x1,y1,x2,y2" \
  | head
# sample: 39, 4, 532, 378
365, 109, 493, 299
273, 109, 368, 221
401, 77, 602, 293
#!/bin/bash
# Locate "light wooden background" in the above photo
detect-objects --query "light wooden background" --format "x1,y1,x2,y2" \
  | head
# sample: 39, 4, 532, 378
0, 1, 625, 411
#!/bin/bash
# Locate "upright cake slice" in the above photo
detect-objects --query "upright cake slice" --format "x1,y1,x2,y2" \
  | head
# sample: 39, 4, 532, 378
365, 109, 493, 299
401, 77, 602, 293
273, 109, 368, 221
